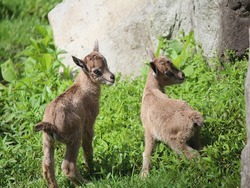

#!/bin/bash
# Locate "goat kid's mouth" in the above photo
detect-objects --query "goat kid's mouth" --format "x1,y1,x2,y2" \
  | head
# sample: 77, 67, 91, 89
101, 77, 115, 85
106, 80, 115, 85
178, 78, 185, 83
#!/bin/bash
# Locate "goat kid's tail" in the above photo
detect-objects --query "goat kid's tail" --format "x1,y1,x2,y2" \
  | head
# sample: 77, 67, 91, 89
190, 111, 204, 127
34, 122, 58, 134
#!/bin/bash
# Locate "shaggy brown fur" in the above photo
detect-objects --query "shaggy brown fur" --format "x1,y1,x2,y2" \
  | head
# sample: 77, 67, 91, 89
34, 41, 115, 188
140, 49, 203, 177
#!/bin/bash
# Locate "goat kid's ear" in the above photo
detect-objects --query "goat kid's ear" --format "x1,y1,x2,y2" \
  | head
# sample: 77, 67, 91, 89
150, 62, 158, 75
72, 56, 89, 73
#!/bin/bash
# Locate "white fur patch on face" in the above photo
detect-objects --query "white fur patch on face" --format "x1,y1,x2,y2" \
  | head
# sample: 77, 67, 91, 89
152, 71, 157, 77
105, 81, 114, 85
97, 77, 114, 85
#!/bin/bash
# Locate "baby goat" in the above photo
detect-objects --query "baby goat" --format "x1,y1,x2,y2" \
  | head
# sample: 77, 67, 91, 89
140, 49, 203, 177
34, 41, 115, 187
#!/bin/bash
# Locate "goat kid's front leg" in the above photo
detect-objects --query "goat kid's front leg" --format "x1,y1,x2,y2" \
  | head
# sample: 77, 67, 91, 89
182, 144, 200, 159
61, 136, 89, 186
141, 131, 156, 178
42, 133, 59, 188
82, 126, 94, 175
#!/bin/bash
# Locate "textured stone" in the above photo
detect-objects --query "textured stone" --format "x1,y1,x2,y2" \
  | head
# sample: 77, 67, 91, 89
220, 0, 250, 57
48, 0, 250, 76
48, 0, 146, 76
241, 28, 250, 188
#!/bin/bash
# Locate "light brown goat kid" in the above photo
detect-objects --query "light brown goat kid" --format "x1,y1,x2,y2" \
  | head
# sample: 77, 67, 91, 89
34, 41, 115, 188
140, 49, 204, 177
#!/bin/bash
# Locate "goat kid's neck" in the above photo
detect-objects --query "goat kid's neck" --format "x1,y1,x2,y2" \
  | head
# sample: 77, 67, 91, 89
75, 71, 101, 96
145, 69, 165, 93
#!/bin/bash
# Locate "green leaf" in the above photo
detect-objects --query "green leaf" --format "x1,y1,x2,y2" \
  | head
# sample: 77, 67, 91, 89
1, 59, 17, 82
155, 37, 164, 57
166, 48, 178, 60
182, 65, 194, 77
57, 49, 67, 56
24, 57, 36, 72
174, 31, 194, 68
43, 53, 52, 71
0, 82, 6, 90
35, 25, 52, 38
173, 55, 182, 68
168, 39, 182, 55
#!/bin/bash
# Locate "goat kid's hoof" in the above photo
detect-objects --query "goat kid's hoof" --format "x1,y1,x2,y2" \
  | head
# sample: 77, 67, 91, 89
82, 178, 92, 185
73, 179, 91, 187
186, 150, 200, 159
140, 171, 149, 179
85, 181, 95, 187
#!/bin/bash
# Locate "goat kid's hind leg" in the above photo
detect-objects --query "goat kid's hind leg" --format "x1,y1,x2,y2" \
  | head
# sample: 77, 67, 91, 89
61, 135, 89, 186
170, 140, 199, 159
82, 127, 94, 175
188, 125, 202, 150
42, 133, 59, 188
141, 131, 156, 178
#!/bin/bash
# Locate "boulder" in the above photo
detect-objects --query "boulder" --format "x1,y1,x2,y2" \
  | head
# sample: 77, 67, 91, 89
220, 0, 250, 57
241, 28, 250, 188
48, 0, 250, 76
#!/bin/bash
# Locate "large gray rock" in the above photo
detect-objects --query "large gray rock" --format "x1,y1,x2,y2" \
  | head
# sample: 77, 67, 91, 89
48, 0, 250, 76
220, 0, 250, 57
241, 28, 250, 188
49, 0, 147, 76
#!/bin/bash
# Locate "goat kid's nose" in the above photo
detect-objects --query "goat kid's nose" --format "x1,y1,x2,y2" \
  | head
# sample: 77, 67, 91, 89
110, 74, 115, 81
178, 71, 185, 80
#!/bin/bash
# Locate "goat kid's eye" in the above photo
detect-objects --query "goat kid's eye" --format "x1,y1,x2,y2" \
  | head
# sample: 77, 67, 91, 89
93, 69, 102, 76
167, 60, 172, 65
165, 70, 173, 77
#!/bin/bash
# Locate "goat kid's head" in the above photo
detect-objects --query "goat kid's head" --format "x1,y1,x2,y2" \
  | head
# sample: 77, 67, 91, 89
148, 49, 185, 86
72, 41, 115, 85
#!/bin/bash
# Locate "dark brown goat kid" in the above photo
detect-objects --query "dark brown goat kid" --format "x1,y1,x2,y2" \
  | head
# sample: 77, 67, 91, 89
35, 41, 115, 187
140, 49, 204, 177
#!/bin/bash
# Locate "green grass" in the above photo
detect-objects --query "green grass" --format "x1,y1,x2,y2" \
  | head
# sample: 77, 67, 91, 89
0, 0, 61, 63
0, 1, 248, 187
0, 28, 247, 186
0, 17, 39, 60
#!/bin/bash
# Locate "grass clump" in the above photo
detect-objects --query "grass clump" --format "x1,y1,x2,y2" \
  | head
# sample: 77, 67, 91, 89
0, 0, 61, 64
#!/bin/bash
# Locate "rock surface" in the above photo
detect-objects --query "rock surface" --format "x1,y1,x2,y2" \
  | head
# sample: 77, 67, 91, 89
48, 0, 250, 76
220, 0, 250, 57
241, 28, 250, 188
